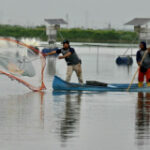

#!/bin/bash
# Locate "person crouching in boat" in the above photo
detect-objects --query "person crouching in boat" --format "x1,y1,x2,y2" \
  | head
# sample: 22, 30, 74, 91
44, 40, 83, 84
136, 41, 150, 87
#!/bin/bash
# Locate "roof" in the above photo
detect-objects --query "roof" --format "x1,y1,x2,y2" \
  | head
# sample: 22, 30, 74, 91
44, 19, 68, 25
125, 18, 150, 26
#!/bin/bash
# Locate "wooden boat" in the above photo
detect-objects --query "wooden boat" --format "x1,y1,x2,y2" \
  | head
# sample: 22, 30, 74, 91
52, 76, 150, 92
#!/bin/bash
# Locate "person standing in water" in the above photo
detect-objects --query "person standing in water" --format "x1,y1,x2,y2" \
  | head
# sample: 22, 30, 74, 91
44, 40, 83, 84
136, 41, 150, 87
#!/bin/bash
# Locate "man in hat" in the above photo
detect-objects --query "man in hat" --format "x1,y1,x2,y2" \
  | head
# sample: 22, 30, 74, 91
44, 40, 83, 84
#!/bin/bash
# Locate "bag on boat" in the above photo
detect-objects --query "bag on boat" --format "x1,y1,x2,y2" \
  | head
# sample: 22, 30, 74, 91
86, 81, 107, 87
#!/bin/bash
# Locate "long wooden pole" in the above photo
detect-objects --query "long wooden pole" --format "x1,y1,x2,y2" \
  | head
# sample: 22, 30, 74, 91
127, 50, 148, 91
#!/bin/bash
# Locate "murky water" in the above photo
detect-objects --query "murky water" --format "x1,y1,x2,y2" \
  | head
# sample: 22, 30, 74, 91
0, 46, 150, 150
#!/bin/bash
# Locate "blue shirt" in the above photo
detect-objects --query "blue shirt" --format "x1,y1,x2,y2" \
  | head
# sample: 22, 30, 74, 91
56, 47, 75, 54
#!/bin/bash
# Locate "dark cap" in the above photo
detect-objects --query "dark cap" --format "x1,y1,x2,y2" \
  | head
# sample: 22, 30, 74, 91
140, 41, 147, 50
62, 40, 70, 45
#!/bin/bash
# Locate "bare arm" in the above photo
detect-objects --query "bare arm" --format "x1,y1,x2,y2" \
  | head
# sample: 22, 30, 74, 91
46, 51, 57, 56
137, 61, 141, 66
148, 48, 150, 53
59, 52, 72, 59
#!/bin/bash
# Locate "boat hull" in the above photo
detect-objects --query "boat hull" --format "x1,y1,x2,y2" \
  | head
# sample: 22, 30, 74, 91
52, 76, 150, 92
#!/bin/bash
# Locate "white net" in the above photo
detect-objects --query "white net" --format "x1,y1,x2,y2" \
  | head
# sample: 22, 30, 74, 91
0, 37, 46, 91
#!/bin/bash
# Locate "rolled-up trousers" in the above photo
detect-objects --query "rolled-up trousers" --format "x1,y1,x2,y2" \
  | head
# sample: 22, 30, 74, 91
66, 63, 83, 84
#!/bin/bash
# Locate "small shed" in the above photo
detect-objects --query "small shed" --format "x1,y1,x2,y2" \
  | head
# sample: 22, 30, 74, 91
44, 19, 68, 44
125, 18, 150, 45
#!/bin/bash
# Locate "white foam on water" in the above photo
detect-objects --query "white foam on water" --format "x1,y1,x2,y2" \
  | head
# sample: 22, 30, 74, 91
20, 38, 41, 47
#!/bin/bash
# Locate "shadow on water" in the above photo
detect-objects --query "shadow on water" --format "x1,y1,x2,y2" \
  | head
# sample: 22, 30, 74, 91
136, 92, 150, 146
53, 92, 82, 144
117, 65, 133, 75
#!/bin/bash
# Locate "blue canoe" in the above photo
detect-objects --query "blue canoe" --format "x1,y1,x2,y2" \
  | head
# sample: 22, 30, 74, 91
52, 76, 150, 92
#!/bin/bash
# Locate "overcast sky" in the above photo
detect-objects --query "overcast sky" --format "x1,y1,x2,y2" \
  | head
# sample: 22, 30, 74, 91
0, 0, 150, 29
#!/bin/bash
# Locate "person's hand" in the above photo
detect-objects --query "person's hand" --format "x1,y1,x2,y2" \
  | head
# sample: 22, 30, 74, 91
42, 53, 47, 57
58, 56, 64, 59
138, 62, 141, 66
148, 48, 150, 53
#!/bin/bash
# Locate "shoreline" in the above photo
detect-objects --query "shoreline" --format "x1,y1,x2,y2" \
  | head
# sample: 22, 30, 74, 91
0, 24, 138, 44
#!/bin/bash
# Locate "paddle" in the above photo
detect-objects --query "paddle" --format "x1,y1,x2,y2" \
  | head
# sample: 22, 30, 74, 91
127, 50, 148, 91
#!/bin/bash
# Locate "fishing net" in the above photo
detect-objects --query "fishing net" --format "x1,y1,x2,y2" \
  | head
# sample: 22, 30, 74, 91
0, 37, 46, 91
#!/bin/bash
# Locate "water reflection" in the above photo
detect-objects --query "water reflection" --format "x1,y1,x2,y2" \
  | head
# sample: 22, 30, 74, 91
39, 91, 45, 124
53, 92, 82, 144
0, 91, 45, 143
136, 92, 150, 146
46, 57, 56, 75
